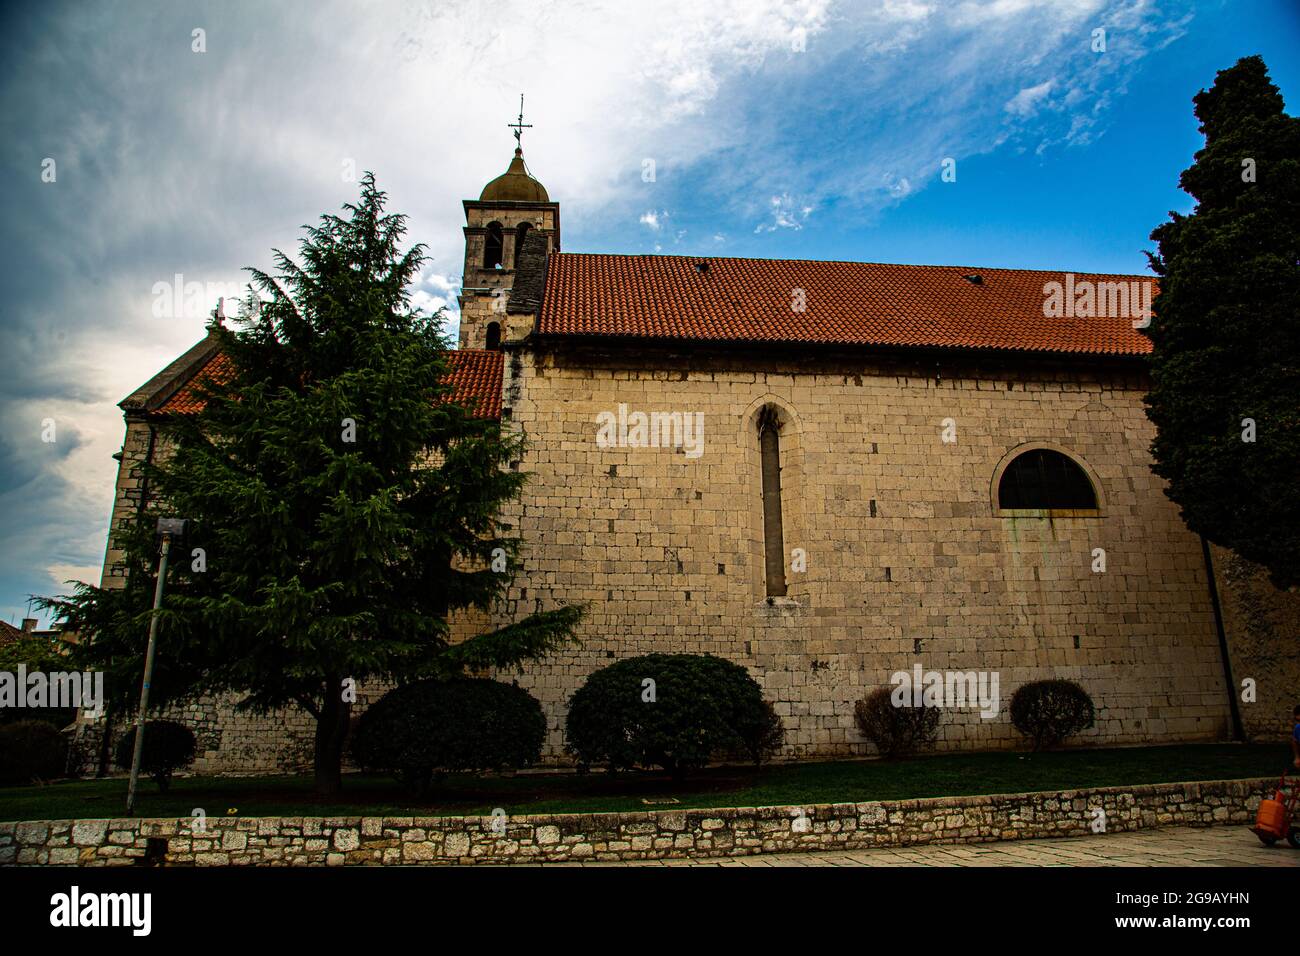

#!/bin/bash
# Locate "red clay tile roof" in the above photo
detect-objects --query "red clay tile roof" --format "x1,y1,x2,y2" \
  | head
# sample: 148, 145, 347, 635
538, 254, 1154, 357
157, 349, 503, 419
158, 352, 234, 414
440, 348, 504, 419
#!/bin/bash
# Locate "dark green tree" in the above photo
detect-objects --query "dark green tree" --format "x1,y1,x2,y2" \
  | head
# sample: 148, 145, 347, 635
0, 630, 67, 672
39, 173, 581, 794
1145, 55, 1300, 589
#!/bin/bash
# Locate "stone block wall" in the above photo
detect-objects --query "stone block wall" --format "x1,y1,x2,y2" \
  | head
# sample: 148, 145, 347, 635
1210, 544, 1300, 742
480, 344, 1233, 761
73, 688, 399, 777
98, 418, 155, 590
1, 777, 1275, 866
83, 339, 1268, 775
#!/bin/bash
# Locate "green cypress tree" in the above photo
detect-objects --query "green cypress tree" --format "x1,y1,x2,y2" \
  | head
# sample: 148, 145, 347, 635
41, 174, 581, 793
1145, 55, 1300, 589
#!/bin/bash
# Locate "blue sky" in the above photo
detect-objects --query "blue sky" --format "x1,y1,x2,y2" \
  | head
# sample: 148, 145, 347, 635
605, 1, 1300, 274
1, 0, 1297, 626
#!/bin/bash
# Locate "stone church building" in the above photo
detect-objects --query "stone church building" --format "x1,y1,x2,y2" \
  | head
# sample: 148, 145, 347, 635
90, 145, 1298, 774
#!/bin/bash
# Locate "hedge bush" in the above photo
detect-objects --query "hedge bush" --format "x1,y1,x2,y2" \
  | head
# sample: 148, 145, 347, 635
1010, 679, 1096, 750
352, 678, 546, 792
565, 653, 783, 777
0, 720, 68, 786
737, 698, 786, 767
854, 686, 941, 758
113, 720, 197, 791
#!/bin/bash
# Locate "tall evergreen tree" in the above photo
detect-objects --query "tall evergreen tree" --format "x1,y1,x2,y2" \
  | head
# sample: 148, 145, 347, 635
1145, 55, 1300, 589
41, 174, 581, 793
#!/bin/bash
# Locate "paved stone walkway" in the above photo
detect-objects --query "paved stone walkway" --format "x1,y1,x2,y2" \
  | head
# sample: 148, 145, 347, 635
553, 826, 1300, 866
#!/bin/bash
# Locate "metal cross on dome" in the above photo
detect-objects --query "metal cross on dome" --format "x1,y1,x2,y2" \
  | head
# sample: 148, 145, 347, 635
507, 93, 532, 148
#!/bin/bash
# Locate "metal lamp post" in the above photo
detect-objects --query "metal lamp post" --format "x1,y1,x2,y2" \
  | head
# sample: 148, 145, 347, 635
126, 517, 188, 816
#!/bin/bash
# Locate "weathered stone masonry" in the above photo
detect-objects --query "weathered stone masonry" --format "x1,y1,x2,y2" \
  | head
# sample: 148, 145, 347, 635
1, 777, 1275, 866
487, 344, 1235, 761
80, 341, 1292, 773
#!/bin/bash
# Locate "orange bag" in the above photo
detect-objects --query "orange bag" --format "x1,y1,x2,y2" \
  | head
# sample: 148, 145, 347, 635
1255, 793, 1288, 838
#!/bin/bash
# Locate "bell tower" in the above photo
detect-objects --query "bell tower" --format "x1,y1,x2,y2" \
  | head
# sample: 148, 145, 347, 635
458, 95, 560, 350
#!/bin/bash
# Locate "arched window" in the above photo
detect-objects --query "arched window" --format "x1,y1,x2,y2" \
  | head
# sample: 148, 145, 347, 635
483, 222, 504, 269
514, 222, 532, 267
485, 321, 501, 351
997, 448, 1097, 510
758, 406, 787, 597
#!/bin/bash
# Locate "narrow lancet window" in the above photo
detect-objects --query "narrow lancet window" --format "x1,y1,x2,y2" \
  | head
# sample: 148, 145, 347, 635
759, 407, 787, 597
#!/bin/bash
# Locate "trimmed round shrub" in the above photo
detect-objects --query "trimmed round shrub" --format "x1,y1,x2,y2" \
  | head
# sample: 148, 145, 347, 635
1010, 679, 1096, 751
114, 720, 197, 791
854, 686, 941, 758
565, 653, 782, 777
0, 720, 67, 786
739, 699, 786, 767
720, 697, 787, 768
352, 678, 546, 793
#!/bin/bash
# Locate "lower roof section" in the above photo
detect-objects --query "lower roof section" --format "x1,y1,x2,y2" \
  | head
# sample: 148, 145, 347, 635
137, 344, 504, 420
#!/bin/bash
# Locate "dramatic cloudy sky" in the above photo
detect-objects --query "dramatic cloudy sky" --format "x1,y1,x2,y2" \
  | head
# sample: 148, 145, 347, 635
1, 0, 1297, 626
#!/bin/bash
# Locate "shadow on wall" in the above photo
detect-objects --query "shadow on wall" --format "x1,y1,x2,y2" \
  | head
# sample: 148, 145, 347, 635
1213, 544, 1300, 742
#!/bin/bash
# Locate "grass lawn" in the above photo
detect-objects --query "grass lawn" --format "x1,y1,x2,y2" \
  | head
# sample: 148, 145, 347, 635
0, 742, 1288, 823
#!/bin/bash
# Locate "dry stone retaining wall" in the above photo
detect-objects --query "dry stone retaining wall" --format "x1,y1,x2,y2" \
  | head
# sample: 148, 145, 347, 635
1, 777, 1273, 867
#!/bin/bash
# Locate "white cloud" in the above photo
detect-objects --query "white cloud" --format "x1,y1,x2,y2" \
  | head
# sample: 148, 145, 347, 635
45, 563, 100, 592
755, 193, 814, 233
412, 270, 461, 320
0, 0, 1195, 621
1005, 80, 1055, 117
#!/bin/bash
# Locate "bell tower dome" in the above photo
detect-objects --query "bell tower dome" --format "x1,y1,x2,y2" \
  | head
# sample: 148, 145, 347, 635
458, 97, 560, 350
